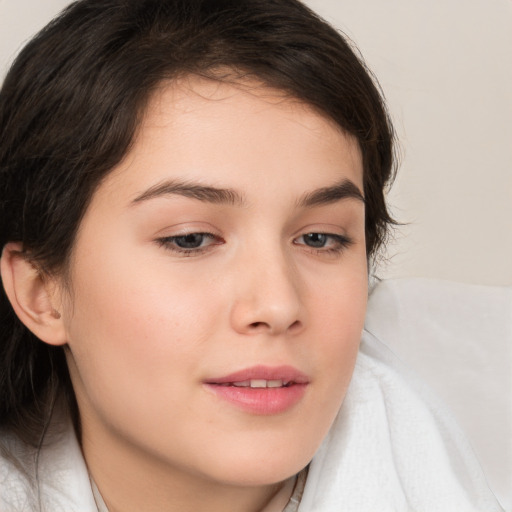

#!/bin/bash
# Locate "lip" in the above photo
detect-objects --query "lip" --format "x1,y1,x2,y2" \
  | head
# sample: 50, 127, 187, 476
205, 365, 309, 385
204, 365, 309, 415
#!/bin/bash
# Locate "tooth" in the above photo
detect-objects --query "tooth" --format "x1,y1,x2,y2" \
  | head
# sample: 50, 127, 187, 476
267, 380, 283, 388
233, 380, 250, 387
250, 379, 267, 388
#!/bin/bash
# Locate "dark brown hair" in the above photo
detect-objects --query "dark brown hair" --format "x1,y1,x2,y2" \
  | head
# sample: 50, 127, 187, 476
0, 0, 396, 447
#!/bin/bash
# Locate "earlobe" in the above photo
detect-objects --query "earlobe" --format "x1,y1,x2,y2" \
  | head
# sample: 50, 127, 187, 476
0, 242, 67, 346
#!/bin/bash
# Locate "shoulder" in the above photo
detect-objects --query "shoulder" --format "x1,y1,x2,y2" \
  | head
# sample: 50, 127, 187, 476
0, 418, 97, 512
0, 429, 39, 512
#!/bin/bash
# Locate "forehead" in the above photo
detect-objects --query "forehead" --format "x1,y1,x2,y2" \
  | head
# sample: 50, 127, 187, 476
99, 76, 363, 203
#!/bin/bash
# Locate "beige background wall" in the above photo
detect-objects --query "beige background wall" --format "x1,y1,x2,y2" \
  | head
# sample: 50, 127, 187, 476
306, 0, 512, 286
1, 0, 511, 286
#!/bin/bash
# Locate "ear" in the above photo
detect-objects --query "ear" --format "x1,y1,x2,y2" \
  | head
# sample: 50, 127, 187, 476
1, 242, 67, 346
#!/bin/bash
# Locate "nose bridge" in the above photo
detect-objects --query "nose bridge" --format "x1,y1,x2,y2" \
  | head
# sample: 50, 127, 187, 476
230, 238, 304, 336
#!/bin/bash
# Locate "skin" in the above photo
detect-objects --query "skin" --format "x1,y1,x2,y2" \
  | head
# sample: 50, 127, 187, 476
3, 77, 368, 512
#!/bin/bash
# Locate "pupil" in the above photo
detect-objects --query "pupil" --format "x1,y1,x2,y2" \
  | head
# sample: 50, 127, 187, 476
305, 233, 327, 247
176, 234, 204, 248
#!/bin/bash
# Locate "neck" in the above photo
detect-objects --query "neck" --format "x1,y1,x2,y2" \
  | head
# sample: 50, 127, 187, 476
81, 424, 295, 512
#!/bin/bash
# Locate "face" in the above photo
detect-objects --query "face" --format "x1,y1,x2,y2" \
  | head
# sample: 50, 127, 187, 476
60, 78, 367, 489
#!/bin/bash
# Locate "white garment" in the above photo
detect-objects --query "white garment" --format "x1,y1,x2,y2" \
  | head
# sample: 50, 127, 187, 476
0, 332, 504, 511
298, 331, 504, 511
365, 277, 512, 509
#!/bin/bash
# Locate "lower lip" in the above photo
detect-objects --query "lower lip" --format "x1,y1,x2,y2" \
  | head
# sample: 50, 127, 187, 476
204, 383, 308, 415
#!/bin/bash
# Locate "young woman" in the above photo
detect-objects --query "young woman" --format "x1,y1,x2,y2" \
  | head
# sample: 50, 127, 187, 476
0, 1, 503, 511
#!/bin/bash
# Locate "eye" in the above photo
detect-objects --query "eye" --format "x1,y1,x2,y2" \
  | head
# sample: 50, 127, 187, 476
172, 233, 210, 249
156, 232, 222, 255
302, 233, 329, 248
294, 232, 353, 254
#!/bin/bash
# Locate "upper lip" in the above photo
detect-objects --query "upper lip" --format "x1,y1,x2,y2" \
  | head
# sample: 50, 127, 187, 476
204, 365, 309, 385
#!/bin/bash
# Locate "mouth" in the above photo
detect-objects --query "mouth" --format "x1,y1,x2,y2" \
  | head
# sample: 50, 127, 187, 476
215, 379, 296, 388
205, 365, 309, 386
204, 366, 309, 415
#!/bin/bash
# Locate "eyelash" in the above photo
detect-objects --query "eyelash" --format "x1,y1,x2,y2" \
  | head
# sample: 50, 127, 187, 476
156, 232, 353, 257
294, 233, 353, 256
156, 233, 222, 256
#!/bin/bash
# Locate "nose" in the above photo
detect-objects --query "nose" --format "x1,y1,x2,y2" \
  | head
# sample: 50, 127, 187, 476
229, 248, 304, 337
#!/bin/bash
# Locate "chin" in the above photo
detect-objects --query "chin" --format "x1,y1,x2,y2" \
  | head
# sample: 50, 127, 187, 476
192, 432, 319, 487
213, 461, 309, 488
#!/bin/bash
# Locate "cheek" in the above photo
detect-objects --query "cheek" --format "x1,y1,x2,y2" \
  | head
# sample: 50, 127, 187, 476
63, 246, 222, 412
307, 256, 367, 399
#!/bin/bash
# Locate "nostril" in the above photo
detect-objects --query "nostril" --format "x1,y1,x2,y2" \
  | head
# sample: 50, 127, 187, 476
249, 321, 269, 330
288, 320, 302, 333
247, 320, 302, 334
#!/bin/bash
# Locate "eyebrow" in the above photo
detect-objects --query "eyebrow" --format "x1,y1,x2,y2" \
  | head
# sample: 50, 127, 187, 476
130, 177, 364, 208
296, 179, 365, 208
131, 180, 246, 207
